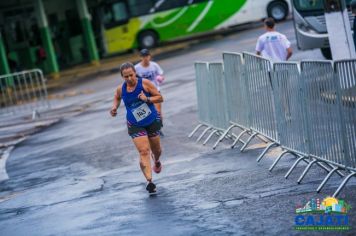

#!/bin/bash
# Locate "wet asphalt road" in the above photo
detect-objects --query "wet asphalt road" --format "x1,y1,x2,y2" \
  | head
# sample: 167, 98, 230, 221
1, 20, 356, 235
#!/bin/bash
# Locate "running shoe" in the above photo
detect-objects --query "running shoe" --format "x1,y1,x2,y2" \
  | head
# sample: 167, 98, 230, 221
151, 153, 162, 174
153, 160, 162, 174
146, 182, 156, 194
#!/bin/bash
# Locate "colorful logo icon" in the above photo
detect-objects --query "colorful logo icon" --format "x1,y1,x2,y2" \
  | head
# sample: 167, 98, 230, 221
294, 197, 351, 231
296, 197, 351, 214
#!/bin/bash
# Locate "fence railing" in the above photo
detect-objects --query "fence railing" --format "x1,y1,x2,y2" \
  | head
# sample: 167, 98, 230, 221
0, 69, 50, 119
189, 52, 356, 197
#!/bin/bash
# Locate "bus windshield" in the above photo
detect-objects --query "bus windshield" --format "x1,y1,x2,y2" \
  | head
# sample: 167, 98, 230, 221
293, 0, 323, 11
293, 0, 352, 12
292, 0, 354, 59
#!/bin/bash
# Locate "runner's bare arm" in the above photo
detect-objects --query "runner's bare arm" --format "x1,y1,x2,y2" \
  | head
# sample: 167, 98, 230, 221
286, 47, 293, 60
110, 86, 122, 117
140, 79, 163, 103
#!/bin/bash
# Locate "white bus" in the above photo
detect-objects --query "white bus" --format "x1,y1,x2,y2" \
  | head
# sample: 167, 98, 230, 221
94, 0, 292, 54
292, 0, 354, 59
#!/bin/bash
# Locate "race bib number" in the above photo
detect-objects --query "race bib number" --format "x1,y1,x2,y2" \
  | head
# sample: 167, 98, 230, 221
132, 103, 152, 122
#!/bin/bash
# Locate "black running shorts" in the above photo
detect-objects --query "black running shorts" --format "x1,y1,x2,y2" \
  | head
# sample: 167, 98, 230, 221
127, 118, 162, 139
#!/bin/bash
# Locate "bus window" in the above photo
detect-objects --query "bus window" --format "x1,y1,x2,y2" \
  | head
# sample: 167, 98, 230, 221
142, 0, 209, 15
103, 1, 129, 28
293, 0, 323, 11
152, 0, 188, 13
293, 0, 353, 12
128, 0, 154, 17
113, 2, 129, 21
189, 0, 209, 4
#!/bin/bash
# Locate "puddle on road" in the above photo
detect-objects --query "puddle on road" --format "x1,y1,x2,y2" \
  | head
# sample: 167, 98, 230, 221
195, 201, 221, 210
223, 199, 244, 207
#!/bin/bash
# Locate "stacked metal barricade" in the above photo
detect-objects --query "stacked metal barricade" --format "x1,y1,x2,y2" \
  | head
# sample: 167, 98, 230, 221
0, 69, 50, 119
189, 53, 356, 197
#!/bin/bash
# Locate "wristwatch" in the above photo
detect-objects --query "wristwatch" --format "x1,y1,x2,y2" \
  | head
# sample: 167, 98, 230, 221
146, 97, 150, 103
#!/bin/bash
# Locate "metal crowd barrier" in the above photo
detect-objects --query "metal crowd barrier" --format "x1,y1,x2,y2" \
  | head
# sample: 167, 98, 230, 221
272, 63, 307, 155
190, 52, 356, 197
189, 61, 236, 145
267, 62, 309, 173
269, 62, 343, 188
333, 59, 356, 196
242, 53, 279, 153
0, 69, 50, 119
212, 53, 250, 150
189, 62, 210, 138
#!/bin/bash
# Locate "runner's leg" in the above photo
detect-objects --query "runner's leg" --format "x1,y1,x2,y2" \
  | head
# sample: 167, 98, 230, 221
132, 136, 153, 182
148, 135, 161, 162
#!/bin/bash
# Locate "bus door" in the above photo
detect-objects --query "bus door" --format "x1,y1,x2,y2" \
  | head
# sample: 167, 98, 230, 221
100, 0, 135, 54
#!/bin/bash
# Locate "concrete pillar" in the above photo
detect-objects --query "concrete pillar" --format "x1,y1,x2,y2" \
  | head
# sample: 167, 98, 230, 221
34, 0, 59, 78
76, 0, 100, 65
0, 32, 10, 76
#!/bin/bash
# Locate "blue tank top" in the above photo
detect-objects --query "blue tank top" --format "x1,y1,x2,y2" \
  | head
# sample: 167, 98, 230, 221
122, 78, 157, 126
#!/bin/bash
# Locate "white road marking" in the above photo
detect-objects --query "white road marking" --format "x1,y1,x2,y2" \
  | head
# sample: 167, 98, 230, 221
0, 146, 14, 182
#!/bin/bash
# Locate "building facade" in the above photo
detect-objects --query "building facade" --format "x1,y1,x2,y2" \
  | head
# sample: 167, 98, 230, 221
0, 0, 100, 78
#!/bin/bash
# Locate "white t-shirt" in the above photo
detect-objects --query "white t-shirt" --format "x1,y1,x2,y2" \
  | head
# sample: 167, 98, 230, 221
255, 31, 291, 62
135, 62, 164, 91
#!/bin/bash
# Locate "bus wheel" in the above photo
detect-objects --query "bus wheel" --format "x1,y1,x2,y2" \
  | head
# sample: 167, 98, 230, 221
138, 31, 158, 49
267, 1, 288, 21
320, 47, 332, 60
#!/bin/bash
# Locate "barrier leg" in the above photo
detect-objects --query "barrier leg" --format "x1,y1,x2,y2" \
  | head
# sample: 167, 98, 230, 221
231, 133, 246, 144
269, 150, 291, 172
203, 129, 218, 146
196, 126, 211, 143
231, 129, 248, 149
213, 124, 236, 150
321, 162, 345, 178
256, 135, 269, 144
32, 109, 40, 120
188, 123, 204, 138
226, 133, 240, 142
317, 166, 339, 193
333, 172, 356, 197
285, 156, 307, 179
257, 142, 278, 162
240, 132, 258, 152
196, 126, 212, 143
297, 159, 318, 184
